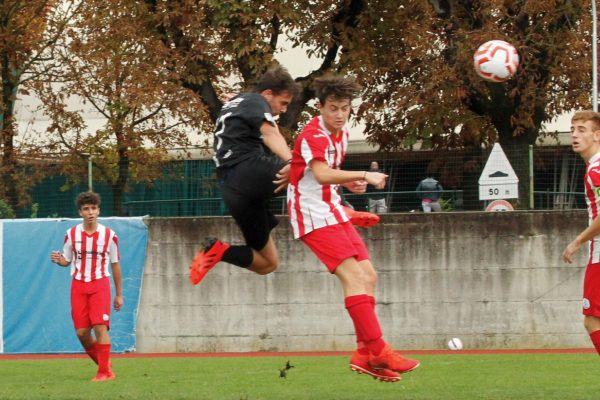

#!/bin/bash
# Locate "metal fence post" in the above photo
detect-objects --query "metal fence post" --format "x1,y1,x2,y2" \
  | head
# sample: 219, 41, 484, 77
529, 145, 534, 209
88, 155, 93, 191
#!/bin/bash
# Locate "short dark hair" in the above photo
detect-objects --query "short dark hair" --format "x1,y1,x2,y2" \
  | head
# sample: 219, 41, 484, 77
572, 110, 600, 130
253, 65, 301, 97
76, 191, 101, 209
312, 75, 362, 104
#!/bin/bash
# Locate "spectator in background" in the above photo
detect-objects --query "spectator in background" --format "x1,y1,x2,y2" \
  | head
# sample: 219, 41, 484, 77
416, 176, 444, 212
367, 161, 387, 214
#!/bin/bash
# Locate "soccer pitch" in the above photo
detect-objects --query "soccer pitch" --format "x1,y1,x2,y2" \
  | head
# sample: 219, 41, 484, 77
1, 352, 599, 400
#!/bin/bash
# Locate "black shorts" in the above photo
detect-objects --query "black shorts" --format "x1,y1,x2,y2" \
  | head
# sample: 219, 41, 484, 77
217, 155, 285, 250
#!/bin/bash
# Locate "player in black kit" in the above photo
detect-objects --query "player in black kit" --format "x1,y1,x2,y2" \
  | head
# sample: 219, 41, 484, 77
189, 66, 301, 285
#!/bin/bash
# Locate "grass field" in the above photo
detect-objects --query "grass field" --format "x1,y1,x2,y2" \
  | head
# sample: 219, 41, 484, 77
1, 353, 599, 400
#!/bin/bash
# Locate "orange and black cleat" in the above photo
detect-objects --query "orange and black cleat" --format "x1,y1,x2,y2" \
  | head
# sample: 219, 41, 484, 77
189, 238, 231, 285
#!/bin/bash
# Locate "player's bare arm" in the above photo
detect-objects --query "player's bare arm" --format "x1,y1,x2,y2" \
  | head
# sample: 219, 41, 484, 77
342, 180, 368, 194
311, 160, 388, 189
112, 262, 124, 311
260, 122, 293, 162
563, 217, 600, 263
261, 121, 293, 192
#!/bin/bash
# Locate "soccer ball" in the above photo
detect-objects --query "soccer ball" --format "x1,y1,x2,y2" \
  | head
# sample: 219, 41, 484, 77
473, 40, 519, 82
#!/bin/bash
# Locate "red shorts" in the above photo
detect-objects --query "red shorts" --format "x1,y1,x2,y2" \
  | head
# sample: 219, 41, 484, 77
300, 222, 369, 273
70, 277, 111, 330
583, 262, 600, 317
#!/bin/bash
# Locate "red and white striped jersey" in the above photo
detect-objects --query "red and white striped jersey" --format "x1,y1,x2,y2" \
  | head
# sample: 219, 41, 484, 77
287, 116, 350, 238
585, 151, 600, 264
62, 223, 120, 282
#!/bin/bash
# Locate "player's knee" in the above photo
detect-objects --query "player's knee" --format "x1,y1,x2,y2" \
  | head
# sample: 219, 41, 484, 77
256, 262, 278, 275
584, 315, 600, 333
75, 328, 90, 340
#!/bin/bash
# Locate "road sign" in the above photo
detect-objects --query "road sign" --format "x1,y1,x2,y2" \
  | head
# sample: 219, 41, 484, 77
478, 143, 519, 200
485, 199, 515, 211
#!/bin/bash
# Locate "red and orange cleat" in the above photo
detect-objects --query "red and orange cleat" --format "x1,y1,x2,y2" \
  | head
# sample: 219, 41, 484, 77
369, 344, 420, 374
342, 206, 380, 228
91, 370, 116, 382
350, 351, 401, 382
189, 238, 231, 285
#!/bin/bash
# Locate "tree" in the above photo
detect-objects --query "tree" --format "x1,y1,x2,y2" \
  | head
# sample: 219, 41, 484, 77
17, 1, 589, 213
147, 0, 592, 209
144, 0, 382, 137
0, 1, 81, 207
359, 0, 592, 207
31, 0, 205, 215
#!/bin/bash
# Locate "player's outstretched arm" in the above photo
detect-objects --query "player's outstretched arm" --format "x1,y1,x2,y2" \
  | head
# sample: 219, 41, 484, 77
311, 160, 387, 189
342, 180, 367, 194
311, 160, 363, 184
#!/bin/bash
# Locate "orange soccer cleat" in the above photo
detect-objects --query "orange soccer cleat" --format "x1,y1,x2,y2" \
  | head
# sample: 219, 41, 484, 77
369, 344, 420, 374
91, 370, 116, 382
189, 238, 231, 285
342, 206, 380, 228
349, 351, 401, 382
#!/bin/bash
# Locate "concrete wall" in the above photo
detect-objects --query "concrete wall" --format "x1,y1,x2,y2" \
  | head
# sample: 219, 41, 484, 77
136, 211, 590, 352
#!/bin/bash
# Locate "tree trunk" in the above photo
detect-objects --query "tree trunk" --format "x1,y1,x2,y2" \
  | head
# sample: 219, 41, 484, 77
112, 131, 129, 216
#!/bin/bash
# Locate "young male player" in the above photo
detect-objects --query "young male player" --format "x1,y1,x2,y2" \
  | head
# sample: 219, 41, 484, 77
50, 191, 122, 381
286, 75, 419, 382
562, 110, 600, 355
189, 65, 301, 284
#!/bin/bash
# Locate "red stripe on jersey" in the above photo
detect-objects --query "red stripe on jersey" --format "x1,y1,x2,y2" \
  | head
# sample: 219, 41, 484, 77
590, 167, 600, 186
586, 179, 598, 220
585, 154, 600, 264
101, 227, 111, 278
80, 230, 88, 281
64, 224, 119, 282
586, 164, 600, 220
293, 170, 307, 237
287, 116, 350, 238
91, 231, 100, 280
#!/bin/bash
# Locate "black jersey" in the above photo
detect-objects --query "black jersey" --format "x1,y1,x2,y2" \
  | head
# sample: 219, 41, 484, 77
213, 93, 276, 169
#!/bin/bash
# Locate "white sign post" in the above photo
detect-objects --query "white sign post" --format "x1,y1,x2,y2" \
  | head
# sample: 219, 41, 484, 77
478, 143, 519, 201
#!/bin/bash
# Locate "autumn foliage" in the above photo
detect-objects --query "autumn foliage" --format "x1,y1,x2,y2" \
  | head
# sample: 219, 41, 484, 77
0, 0, 594, 210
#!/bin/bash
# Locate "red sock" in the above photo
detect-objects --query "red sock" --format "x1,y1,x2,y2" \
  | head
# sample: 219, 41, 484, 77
357, 295, 377, 354
349, 311, 367, 353
590, 330, 600, 355
84, 342, 98, 365
95, 343, 111, 374
345, 294, 386, 355
356, 342, 369, 355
